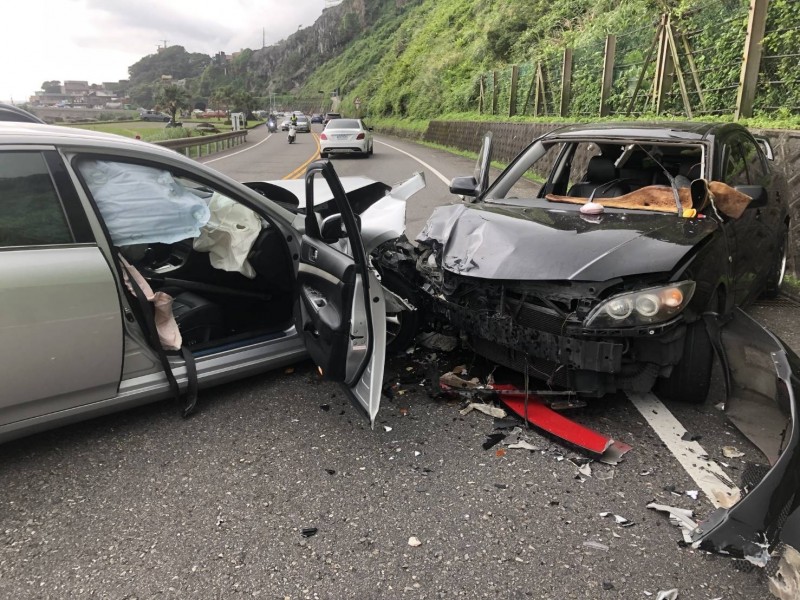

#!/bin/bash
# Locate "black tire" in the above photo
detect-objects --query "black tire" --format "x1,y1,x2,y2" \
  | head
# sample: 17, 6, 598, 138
763, 225, 788, 298
654, 319, 713, 404
380, 269, 420, 355
369, 144, 374, 156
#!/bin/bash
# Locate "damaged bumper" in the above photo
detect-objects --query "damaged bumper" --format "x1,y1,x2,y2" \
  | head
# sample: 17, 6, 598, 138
693, 309, 800, 558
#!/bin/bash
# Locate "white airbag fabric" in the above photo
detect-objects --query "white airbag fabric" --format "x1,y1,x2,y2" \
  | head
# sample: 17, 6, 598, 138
80, 160, 210, 246
193, 193, 261, 278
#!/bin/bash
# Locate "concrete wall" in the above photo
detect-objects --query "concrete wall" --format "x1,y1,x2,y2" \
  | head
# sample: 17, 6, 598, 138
422, 120, 800, 275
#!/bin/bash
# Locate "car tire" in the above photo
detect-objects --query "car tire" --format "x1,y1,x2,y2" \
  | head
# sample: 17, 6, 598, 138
763, 225, 788, 298
654, 318, 714, 404
380, 269, 419, 355
369, 144, 374, 156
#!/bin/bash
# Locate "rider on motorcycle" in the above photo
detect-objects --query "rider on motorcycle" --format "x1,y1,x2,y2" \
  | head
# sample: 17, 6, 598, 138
290, 114, 298, 127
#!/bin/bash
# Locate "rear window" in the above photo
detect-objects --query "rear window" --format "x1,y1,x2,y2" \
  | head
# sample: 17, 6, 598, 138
326, 119, 360, 129
0, 151, 73, 247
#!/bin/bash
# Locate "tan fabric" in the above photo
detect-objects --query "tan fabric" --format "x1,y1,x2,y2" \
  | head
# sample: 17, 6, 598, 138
119, 256, 182, 351
546, 181, 752, 219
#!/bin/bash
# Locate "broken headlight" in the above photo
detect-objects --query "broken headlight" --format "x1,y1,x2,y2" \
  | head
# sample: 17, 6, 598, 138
584, 281, 696, 328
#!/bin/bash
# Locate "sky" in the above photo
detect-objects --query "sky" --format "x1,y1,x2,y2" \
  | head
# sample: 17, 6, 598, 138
1, 0, 329, 103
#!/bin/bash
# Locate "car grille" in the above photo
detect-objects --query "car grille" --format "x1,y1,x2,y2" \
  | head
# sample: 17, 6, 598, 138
504, 297, 573, 335
471, 337, 571, 388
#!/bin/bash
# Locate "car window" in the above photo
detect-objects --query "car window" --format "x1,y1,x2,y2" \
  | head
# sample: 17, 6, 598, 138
722, 139, 749, 187
326, 119, 360, 129
496, 142, 566, 200
0, 151, 73, 248
740, 135, 769, 185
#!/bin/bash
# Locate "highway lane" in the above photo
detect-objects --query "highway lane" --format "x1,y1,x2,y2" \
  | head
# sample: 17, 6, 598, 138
0, 126, 791, 599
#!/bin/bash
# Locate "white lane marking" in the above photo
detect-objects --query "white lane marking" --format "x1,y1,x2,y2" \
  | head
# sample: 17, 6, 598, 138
376, 139, 450, 186
628, 392, 741, 509
200, 132, 273, 164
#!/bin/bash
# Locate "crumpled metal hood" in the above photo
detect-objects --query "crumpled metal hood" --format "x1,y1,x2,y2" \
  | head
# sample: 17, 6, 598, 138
416, 203, 718, 281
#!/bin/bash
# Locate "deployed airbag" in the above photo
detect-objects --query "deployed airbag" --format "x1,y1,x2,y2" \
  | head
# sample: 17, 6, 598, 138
193, 192, 261, 278
80, 160, 210, 246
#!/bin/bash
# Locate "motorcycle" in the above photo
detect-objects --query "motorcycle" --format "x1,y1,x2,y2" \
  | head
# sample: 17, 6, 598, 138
267, 118, 277, 133
287, 124, 296, 144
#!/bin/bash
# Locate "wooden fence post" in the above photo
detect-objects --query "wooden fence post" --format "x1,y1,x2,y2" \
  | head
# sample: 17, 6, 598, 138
492, 70, 499, 115
654, 13, 674, 114
479, 75, 485, 114
509, 65, 520, 117
735, 0, 770, 120
599, 34, 617, 116
560, 48, 573, 117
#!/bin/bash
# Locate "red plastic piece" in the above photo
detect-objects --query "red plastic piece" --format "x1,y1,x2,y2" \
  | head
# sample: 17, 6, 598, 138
492, 384, 627, 457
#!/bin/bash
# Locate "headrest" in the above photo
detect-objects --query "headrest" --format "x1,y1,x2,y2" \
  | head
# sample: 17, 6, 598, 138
587, 156, 617, 182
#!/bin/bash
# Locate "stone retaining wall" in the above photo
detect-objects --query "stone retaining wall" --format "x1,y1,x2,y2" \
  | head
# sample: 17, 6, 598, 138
422, 120, 800, 275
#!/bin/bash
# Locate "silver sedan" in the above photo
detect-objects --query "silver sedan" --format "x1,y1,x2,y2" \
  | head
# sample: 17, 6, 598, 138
319, 119, 374, 158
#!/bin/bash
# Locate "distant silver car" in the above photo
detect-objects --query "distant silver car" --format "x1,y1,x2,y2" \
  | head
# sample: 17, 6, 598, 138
0, 122, 425, 443
320, 119, 374, 158
141, 110, 171, 122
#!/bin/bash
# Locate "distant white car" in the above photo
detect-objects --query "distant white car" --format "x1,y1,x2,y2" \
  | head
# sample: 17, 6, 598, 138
319, 119, 374, 158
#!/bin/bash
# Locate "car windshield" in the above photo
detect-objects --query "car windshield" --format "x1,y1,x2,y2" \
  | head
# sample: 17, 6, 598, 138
485, 139, 706, 215
326, 119, 360, 129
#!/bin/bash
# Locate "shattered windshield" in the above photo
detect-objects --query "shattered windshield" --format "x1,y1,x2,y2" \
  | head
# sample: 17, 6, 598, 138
486, 139, 706, 214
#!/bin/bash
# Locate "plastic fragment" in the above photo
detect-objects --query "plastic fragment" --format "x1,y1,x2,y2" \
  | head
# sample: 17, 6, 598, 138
602, 582, 615, 590
460, 402, 507, 419
320, 403, 330, 412
768, 545, 800, 600
583, 540, 609, 551
508, 440, 539, 451
408, 536, 422, 547
383, 425, 392, 432
599, 512, 634, 527
655, 590, 678, 600
483, 433, 506, 450
722, 445, 745, 458
301, 527, 318, 538
495, 448, 506, 457
578, 463, 593, 477
646, 502, 697, 544
417, 331, 459, 352
685, 490, 699, 500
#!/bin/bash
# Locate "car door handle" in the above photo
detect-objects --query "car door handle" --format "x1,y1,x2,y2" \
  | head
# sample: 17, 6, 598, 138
309, 247, 318, 262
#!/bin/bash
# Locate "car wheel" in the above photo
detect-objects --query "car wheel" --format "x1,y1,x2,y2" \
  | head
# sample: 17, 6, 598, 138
654, 317, 714, 404
369, 144, 374, 156
763, 225, 788, 298
381, 269, 419, 355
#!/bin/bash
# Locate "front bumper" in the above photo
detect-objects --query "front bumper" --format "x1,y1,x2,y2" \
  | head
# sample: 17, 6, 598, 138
691, 309, 800, 558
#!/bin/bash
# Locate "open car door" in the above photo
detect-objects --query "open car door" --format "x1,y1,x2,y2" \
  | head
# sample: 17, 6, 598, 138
295, 160, 386, 426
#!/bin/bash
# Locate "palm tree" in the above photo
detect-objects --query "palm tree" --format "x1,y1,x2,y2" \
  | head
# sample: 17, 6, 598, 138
156, 84, 190, 123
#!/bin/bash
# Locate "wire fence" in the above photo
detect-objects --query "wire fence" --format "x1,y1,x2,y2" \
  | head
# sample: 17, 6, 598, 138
476, 1, 798, 121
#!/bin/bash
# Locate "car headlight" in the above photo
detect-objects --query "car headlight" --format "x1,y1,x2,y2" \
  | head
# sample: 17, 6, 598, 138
584, 281, 696, 328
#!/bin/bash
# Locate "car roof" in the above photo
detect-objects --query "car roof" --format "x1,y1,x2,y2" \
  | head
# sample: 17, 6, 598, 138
543, 121, 734, 142
0, 121, 189, 161
0, 103, 45, 124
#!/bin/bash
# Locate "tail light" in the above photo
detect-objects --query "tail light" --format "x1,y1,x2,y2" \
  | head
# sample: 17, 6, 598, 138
320, 133, 327, 140
356, 133, 365, 140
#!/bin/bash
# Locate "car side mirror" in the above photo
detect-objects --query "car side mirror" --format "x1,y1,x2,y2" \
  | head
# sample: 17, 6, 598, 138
320, 214, 345, 243
450, 176, 479, 197
367, 127, 374, 131
735, 185, 768, 208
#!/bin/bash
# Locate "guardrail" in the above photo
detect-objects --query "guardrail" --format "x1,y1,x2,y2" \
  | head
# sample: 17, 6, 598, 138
155, 130, 248, 158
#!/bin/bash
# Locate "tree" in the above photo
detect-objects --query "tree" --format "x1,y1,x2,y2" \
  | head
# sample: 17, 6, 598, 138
210, 85, 235, 119
155, 84, 191, 123
40, 81, 62, 93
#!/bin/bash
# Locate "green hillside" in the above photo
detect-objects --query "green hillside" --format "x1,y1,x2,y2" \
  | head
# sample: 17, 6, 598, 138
299, 0, 799, 126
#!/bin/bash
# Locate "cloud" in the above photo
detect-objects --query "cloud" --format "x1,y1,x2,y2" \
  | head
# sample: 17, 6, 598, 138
0, 0, 326, 101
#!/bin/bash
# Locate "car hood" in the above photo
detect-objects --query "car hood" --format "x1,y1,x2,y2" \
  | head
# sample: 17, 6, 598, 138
416, 203, 718, 281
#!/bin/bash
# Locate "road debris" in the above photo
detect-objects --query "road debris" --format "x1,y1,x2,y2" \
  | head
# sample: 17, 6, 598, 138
655, 590, 678, 600
460, 402, 506, 419
417, 331, 459, 352
582, 540, 609, 551
482, 433, 506, 450
301, 527, 318, 538
769, 545, 800, 600
599, 512, 634, 527
383, 425, 393, 432
646, 503, 697, 544
685, 490, 699, 500
507, 440, 539, 451
722, 445, 745, 458
408, 536, 422, 547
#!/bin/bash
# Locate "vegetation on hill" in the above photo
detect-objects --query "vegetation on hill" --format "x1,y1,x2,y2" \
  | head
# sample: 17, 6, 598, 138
118, 0, 799, 127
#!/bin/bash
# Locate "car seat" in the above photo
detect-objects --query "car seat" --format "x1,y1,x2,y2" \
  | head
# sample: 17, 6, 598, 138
568, 156, 630, 198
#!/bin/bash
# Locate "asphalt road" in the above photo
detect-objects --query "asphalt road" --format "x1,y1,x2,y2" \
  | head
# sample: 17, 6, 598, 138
0, 124, 795, 599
